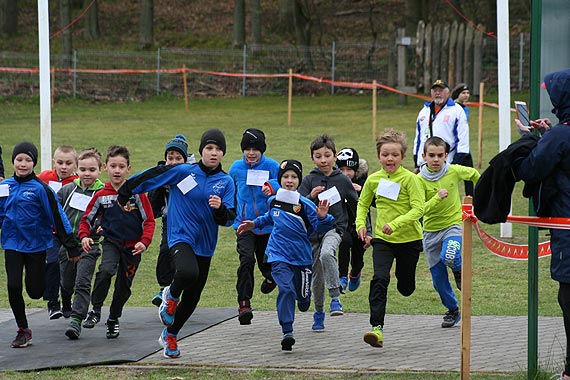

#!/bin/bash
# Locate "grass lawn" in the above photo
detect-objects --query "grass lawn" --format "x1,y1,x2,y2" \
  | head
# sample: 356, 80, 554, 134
0, 93, 559, 379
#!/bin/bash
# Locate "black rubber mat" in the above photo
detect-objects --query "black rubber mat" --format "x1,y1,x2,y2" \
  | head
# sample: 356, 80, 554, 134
0, 307, 236, 371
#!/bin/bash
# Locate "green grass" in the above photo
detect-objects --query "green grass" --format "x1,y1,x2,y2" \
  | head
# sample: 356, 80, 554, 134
0, 94, 561, 378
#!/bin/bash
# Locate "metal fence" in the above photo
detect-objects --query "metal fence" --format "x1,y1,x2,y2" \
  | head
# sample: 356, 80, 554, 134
0, 34, 530, 101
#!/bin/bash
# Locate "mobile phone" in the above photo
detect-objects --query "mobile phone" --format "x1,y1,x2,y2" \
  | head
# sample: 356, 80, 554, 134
515, 101, 530, 127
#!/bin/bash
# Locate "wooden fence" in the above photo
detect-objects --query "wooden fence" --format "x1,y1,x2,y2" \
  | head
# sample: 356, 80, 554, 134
415, 21, 485, 95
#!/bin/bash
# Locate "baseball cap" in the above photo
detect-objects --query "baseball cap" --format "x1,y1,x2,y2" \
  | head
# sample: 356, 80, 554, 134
431, 79, 449, 89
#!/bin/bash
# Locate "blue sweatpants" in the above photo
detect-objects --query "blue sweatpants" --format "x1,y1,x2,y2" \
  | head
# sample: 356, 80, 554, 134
271, 261, 312, 334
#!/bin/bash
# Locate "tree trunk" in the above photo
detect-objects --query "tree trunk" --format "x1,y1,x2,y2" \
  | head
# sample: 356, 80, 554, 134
405, 0, 426, 36
139, 0, 153, 49
0, 0, 17, 35
60, 0, 72, 69
84, 0, 99, 40
278, 0, 294, 34
250, 0, 261, 46
293, 0, 313, 69
233, 0, 245, 47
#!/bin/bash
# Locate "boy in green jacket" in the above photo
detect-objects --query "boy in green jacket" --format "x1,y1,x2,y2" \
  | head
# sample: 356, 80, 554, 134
417, 136, 480, 328
356, 129, 424, 348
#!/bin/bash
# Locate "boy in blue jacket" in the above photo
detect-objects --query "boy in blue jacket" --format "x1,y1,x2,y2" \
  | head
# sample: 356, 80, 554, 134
238, 160, 334, 351
0, 142, 81, 348
117, 129, 236, 359
229, 128, 280, 325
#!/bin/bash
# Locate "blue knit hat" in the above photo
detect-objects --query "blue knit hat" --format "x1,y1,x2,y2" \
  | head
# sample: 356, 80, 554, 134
165, 134, 189, 162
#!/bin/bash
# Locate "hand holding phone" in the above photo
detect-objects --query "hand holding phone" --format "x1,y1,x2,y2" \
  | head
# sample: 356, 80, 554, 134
515, 101, 530, 127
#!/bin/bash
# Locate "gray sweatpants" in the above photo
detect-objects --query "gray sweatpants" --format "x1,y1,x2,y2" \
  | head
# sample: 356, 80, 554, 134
311, 229, 342, 312
59, 244, 101, 320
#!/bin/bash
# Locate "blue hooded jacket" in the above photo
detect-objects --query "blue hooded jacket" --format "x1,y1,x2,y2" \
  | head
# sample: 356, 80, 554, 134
517, 68, 570, 283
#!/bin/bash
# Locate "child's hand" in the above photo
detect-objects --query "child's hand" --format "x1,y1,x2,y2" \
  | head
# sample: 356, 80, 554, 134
363, 235, 372, 249
310, 186, 325, 199
381, 223, 393, 235
81, 237, 93, 252
208, 195, 222, 209
438, 189, 449, 199
261, 184, 273, 196
237, 221, 254, 234
358, 227, 367, 241
352, 183, 362, 192
132, 242, 147, 255
316, 199, 330, 218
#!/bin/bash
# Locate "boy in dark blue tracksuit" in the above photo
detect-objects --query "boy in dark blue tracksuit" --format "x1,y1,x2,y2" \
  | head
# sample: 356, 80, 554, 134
238, 160, 334, 351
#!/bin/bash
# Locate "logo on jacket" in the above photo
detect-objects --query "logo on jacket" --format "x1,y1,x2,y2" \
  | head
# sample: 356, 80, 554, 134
293, 204, 301, 213
212, 180, 225, 195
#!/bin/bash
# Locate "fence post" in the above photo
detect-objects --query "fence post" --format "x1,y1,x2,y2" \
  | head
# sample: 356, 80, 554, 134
73, 49, 77, 98
183, 64, 188, 113
518, 33, 524, 91
460, 197, 473, 380
472, 25, 484, 96
242, 44, 247, 97
156, 47, 161, 96
477, 82, 485, 169
331, 41, 336, 95
397, 28, 408, 105
287, 68, 293, 127
372, 80, 377, 140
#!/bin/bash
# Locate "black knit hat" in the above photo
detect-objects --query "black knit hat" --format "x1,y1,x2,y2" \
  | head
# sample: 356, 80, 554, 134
451, 83, 470, 100
12, 141, 38, 167
165, 134, 189, 162
240, 128, 267, 153
199, 128, 226, 155
278, 160, 303, 186
336, 147, 359, 172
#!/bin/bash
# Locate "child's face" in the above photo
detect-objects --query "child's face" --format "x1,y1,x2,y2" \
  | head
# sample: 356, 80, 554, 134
339, 166, 355, 180
457, 90, 470, 103
311, 147, 336, 176
422, 144, 448, 172
166, 150, 186, 165
280, 170, 300, 191
77, 157, 101, 188
53, 151, 77, 180
13, 153, 34, 177
243, 148, 262, 165
104, 156, 130, 188
378, 143, 404, 174
201, 143, 224, 169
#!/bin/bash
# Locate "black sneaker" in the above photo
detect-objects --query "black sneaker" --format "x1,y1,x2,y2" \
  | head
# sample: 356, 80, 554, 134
82, 311, 101, 329
260, 278, 277, 294
105, 319, 120, 339
48, 301, 63, 320
65, 319, 82, 340
11, 328, 32, 348
281, 332, 295, 351
441, 309, 461, 328
238, 306, 253, 325
62, 298, 72, 318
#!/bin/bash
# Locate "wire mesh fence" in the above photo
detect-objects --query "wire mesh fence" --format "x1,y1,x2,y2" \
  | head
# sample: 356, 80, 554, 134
0, 35, 529, 101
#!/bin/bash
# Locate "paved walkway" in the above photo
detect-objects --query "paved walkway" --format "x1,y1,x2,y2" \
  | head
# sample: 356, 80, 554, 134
1, 308, 566, 374
141, 310, 565, 374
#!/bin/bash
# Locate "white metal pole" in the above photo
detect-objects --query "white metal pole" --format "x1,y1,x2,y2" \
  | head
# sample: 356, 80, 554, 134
38, 0, 52, 171
497, 1, 512, 238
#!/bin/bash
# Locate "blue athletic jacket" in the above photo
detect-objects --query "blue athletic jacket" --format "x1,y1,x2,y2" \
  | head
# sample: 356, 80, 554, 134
229, 155, 280, 234
254, 192, 334, 266
0, 173, 80, 256
118, 162, 235, 257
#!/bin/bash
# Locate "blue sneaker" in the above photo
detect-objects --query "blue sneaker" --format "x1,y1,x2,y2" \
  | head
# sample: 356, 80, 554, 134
348, 272, 361, 292
312, 311, 325, 331
330, 298, 344, 316
159, 286, 179, 327
441, 309, 461, 328
339, 276, 347, 294
158, 327, 181, 358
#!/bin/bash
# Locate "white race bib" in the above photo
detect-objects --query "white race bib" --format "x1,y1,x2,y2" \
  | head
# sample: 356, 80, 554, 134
0, 184, 9, 197
275, 188, 300, 205
246, 169, 269, 186
69, 192, 92, 212
318, 186, 341, 206
376, 178, 401, 201
48, 181, 62, 193
177, 174, 198, 195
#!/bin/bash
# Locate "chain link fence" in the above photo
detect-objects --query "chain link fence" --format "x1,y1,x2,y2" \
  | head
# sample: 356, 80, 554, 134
0, 35, 529, 101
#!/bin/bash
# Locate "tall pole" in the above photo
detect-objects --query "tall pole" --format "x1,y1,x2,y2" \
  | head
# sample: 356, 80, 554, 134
527, 1, 542, 379
38, 0, 52, 171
